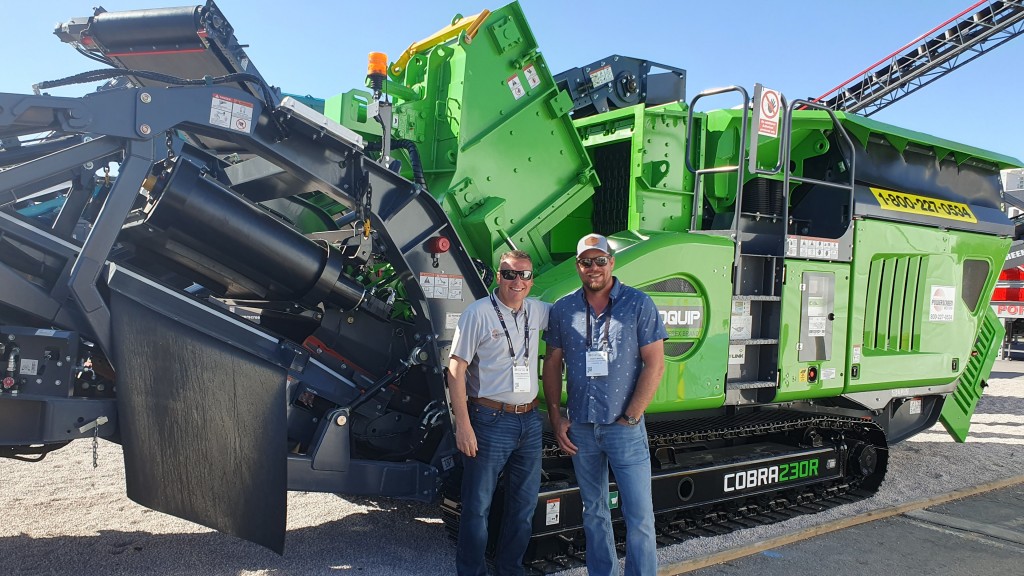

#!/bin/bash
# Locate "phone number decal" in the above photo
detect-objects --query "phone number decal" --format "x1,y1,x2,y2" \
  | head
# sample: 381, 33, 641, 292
869, 187, 977, 223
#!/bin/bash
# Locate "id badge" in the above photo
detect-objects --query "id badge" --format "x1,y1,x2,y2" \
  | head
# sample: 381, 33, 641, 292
512, 365, 532, 393
586, 350, 609, 377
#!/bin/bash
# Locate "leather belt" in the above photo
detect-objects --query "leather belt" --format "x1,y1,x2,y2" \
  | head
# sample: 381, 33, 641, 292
469, 396, 538, 414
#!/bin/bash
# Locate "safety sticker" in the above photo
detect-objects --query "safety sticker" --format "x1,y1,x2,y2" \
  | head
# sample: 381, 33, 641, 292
807, 316, 827, 337
507, 74, 526, 100
589, 65, 614, 89
852, 345, 861, 363
822, 368, 837, 381
441, 455, 456, 471
869, 187, 977, 223
929, 285, 955, 322
757, 87, 781, 138
446, 312, 461, 330
523, 64, 541, 89
732, 300, 751, 316
210, 93, 253, 133
786, 235, 840, 260
907, 398, 922, 415
546, 498, 560, 526
807, 296, 827, 318
728, 345, 746, 365
419, 273, 464, 300
730, 315, 752, 340
19, 359, 38, 376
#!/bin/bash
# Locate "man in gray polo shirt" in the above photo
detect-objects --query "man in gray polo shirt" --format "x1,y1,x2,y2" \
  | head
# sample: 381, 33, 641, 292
448, 249, 550, 576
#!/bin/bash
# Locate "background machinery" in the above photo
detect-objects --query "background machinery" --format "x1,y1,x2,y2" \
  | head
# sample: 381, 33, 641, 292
0, 0, 1019, 568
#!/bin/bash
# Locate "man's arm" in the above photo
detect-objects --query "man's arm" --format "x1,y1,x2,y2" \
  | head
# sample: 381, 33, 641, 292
542, 346, 577, 455
620, 339, 665, 423
447, 356, 477, 457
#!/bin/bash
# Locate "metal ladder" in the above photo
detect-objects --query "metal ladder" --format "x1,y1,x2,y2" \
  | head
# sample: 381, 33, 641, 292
685, 86, 856, 404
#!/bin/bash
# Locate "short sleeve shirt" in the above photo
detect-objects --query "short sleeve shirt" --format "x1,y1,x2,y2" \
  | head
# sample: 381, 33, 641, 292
449, 292, 551, 404
544, 278, 668, 424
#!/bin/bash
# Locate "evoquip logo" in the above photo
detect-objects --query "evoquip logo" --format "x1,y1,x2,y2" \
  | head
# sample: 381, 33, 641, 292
657, 306, 703, 338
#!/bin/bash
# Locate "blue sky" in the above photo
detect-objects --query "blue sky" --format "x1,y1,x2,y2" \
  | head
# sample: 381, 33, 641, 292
6, 0, 1022, 163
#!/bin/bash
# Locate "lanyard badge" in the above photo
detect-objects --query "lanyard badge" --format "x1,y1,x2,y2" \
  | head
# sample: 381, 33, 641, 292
490, 294, 532, 392
583, 292, 612, 377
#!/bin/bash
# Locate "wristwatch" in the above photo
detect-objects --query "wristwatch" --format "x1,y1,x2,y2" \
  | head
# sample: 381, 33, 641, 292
623, 414, 640, 426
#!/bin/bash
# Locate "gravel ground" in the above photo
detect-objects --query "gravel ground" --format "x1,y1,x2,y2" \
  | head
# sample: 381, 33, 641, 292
1, 360, 1021, 576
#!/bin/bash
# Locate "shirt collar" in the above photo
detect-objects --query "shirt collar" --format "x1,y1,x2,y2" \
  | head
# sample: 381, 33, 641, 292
608, 277, 622, 300
491, 288, 522, 315
573, 277, 622, 305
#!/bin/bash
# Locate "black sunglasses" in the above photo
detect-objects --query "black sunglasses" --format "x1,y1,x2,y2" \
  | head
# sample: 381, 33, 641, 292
499, 269, 535, 281
577, 256, 610, 268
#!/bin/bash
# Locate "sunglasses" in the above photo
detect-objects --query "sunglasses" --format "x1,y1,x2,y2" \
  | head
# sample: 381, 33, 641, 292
499, 269, 535, 281
577, 256, 610, 268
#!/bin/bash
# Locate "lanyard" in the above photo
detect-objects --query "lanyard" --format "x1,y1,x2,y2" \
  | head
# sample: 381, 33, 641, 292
583, 291, 612, 350
489, 294, 530, 365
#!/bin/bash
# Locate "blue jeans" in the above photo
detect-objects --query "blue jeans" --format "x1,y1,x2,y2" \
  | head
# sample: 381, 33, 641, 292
568, 420, 656, 576
456, 404, 542, 576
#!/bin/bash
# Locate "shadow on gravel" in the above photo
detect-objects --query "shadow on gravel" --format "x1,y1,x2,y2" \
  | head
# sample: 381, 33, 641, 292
974, 395, 1024, 415
0, 505, 454, 576
989, 371, 1024, 380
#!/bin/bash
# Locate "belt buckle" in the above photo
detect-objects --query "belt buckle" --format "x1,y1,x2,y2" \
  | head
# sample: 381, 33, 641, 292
513, 403, 527, 414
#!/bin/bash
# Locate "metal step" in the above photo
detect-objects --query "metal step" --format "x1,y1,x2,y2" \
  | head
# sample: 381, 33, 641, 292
726, 380, 777, 390
732, 294, 781, 301
730, 338, 779, 345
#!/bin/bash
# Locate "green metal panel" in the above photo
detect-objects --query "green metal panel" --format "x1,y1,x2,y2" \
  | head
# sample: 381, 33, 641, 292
371, 1, 597, 270
835, 112, 1023, 169
534, 231, 733, 412
775, 260, 849, 401
940, 307, 1004, 442
574, 103, 694, 235
846, 219, 1009, 393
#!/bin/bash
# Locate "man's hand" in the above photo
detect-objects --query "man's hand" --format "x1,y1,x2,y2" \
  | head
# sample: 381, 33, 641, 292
447, 356, 477, 457
551, 415, 577, 455
456, 422, 478, 457
542, 346, 576, 455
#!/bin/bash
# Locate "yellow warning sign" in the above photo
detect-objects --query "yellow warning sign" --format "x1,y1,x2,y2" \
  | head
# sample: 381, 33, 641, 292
869, 187, 977, 223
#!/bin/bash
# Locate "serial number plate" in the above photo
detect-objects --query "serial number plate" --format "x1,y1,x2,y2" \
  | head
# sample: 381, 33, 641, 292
869, 187, 977, 223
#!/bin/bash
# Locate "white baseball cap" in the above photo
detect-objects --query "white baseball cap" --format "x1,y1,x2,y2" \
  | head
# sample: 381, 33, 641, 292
576, 233, 612, 257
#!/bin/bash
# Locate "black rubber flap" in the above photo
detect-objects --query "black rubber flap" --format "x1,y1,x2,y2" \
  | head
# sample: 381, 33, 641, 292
110, 292, 287, 552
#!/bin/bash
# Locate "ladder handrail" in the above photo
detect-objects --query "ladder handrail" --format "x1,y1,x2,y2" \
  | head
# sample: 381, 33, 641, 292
684, 85, 750, 232
781, 99, 858, 238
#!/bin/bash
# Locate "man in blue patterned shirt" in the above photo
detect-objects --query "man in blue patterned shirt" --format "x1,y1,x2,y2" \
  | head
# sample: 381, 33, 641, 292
542, 233, 667, 576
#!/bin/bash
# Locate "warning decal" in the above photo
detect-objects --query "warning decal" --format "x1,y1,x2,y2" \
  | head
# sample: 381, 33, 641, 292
546, 498, 560, 526
507, 74, 526, 100
757, 88, 781, 138
210, 93, 254, 133
420, 273, 465, 300
589, 65, 614, 88
524, 64, 541, 89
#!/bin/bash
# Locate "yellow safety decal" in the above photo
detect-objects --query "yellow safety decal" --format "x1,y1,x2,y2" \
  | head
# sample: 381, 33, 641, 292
869, 187, 977, 223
